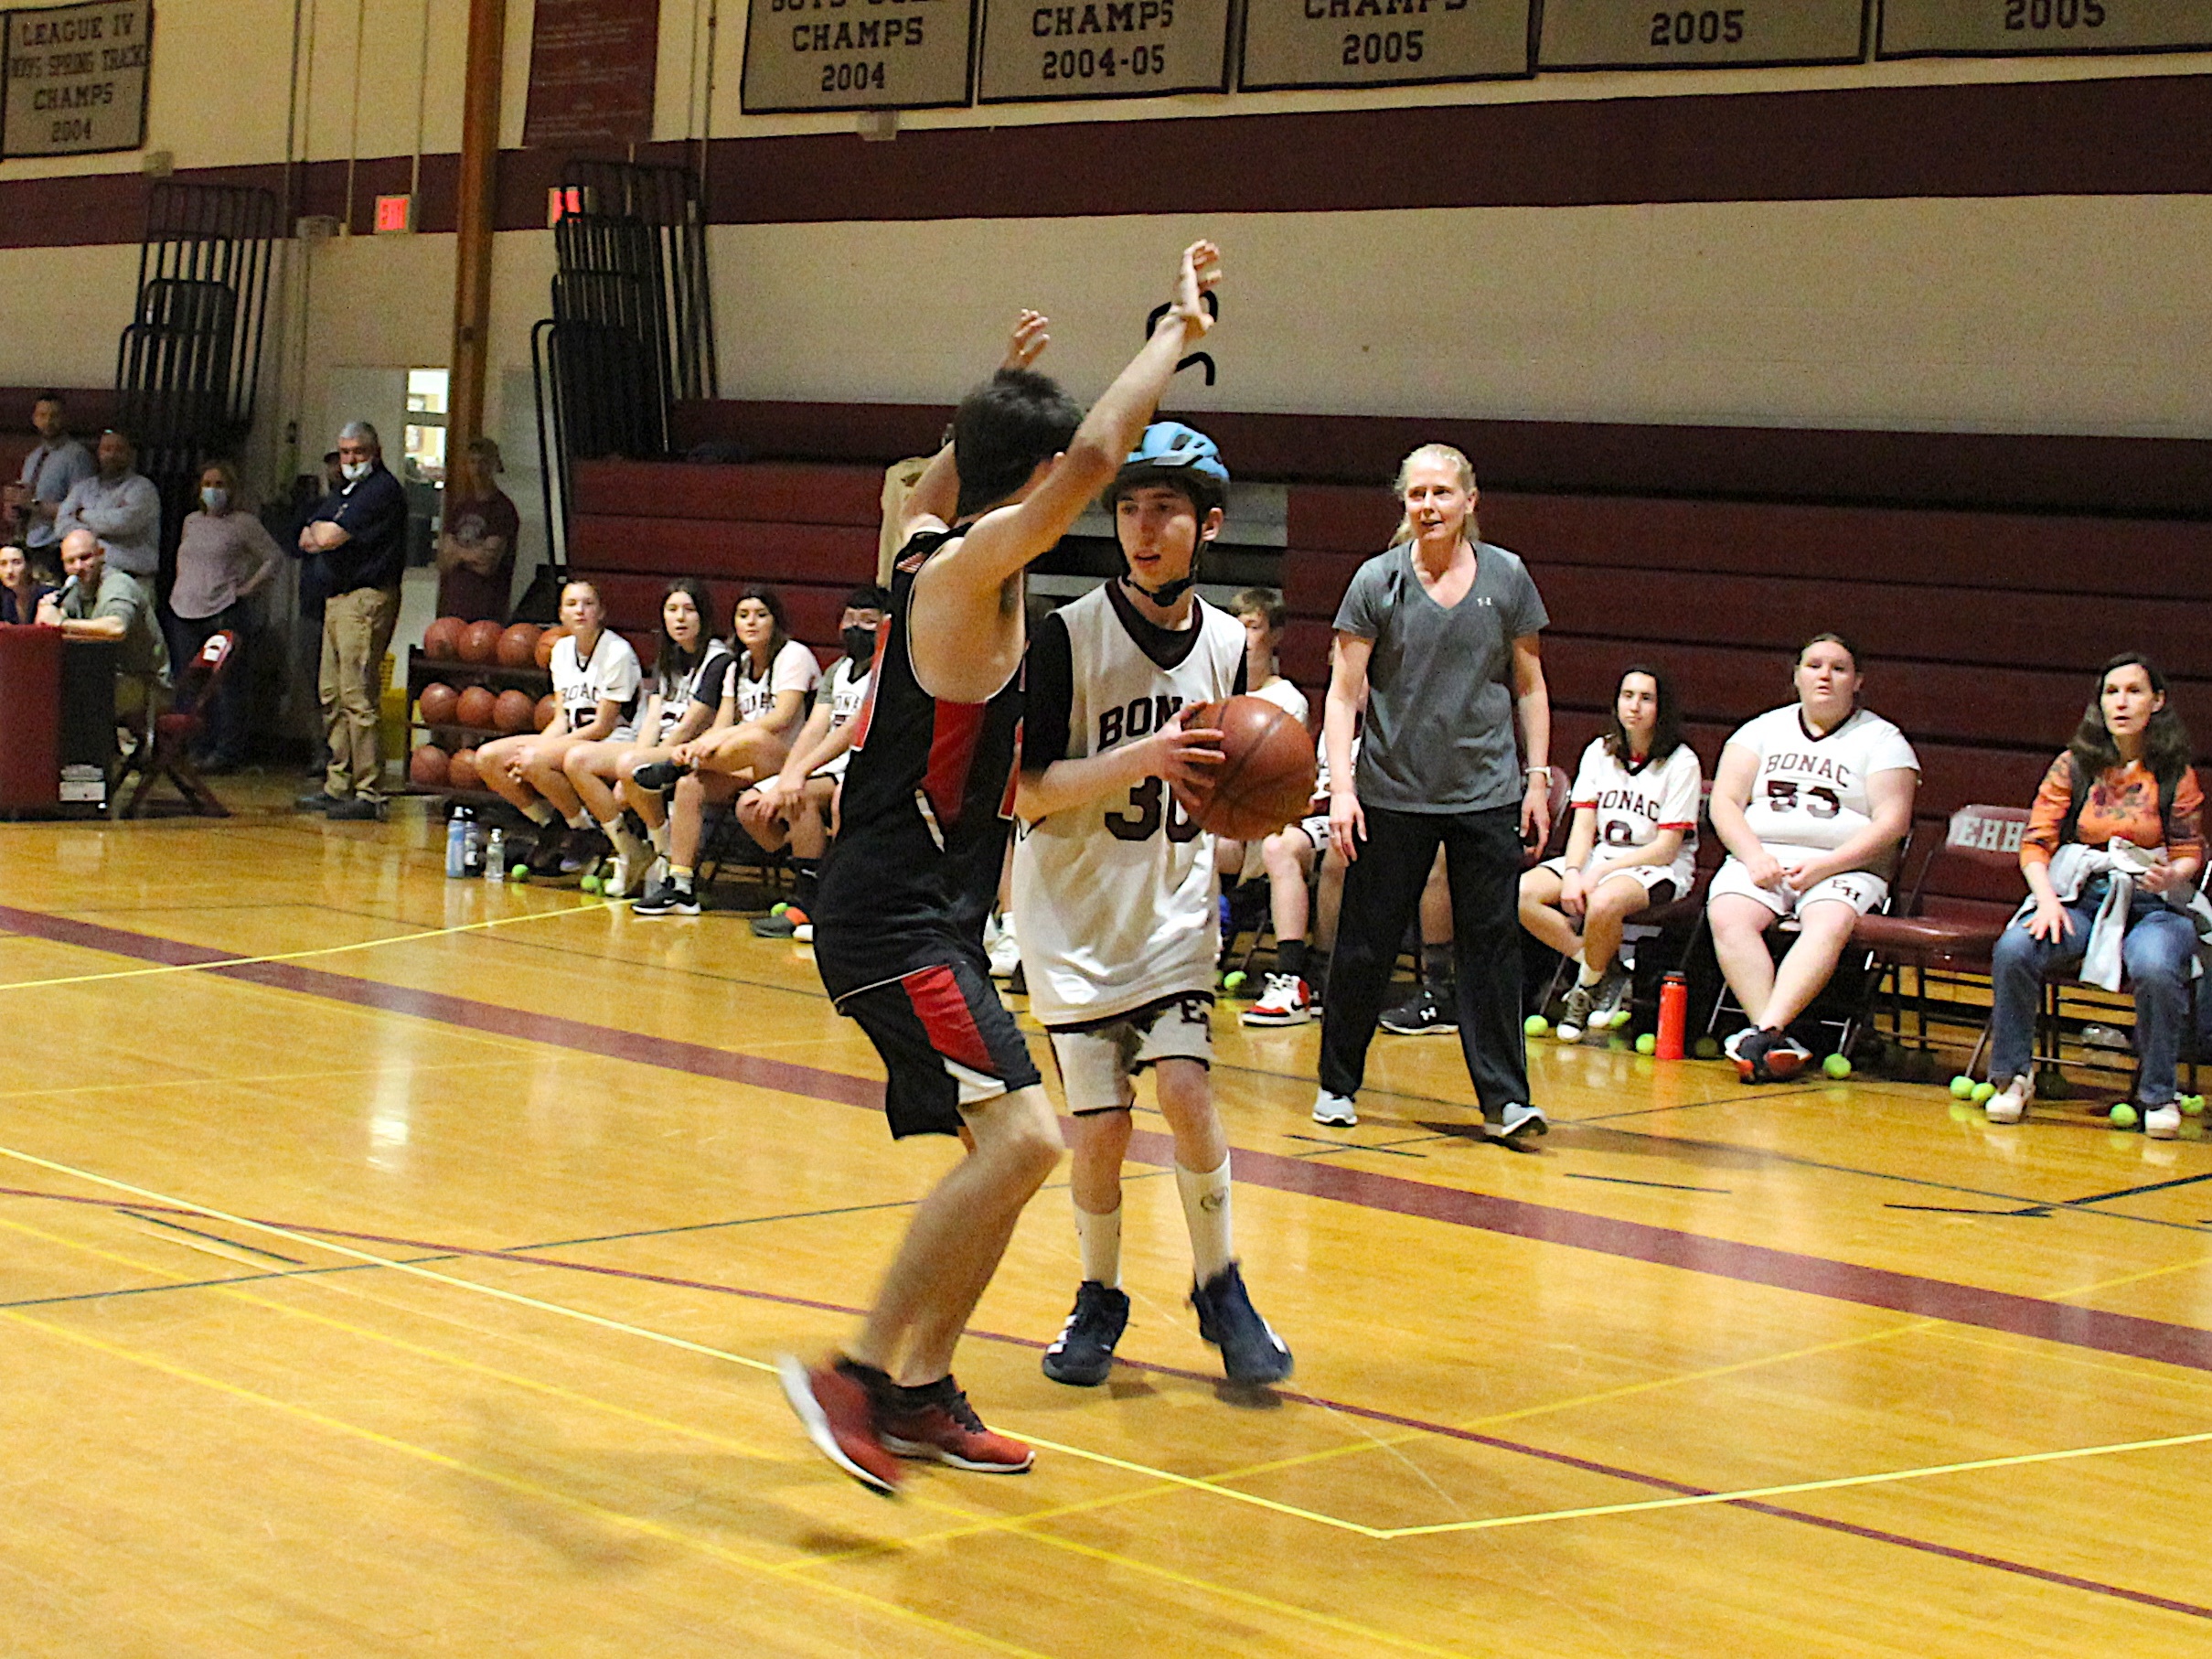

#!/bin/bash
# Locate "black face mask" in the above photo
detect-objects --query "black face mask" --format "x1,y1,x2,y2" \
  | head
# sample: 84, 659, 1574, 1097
843, 625, 878, 664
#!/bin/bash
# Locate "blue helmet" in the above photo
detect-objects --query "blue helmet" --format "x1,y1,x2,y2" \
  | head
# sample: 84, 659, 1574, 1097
1111, 422, 1229, 513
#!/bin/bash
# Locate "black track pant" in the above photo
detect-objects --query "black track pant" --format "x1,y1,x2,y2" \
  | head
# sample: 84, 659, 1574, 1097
1319, 802, 1530, 1118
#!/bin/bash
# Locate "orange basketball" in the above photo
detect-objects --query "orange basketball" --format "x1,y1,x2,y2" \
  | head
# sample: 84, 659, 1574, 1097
458, 619, 503, 664
422, 616, 466, 660
455, 684, 497, 729
409, 744, 449, 788
1182, 696, 1319, 842
497, 623, 541, 669
534, 694, 559, 732
494, 689, 537, 733
446, 746, 481, 791
417, 681, 459, 726
534, 626, 570, 669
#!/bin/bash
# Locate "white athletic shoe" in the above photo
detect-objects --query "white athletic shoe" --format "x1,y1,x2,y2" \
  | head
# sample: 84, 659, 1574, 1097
1242, 973, 1312, 1027
605, 851, 641, 899
1984, 1076, 2028, 1125
2145, 1104, 2182, 1140
1311, 1090, 1358, 1128
793, 920, 815, 943
987, 919, 1021, 980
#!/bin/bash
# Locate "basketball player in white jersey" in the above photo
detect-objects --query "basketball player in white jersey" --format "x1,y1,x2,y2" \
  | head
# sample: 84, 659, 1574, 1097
1707, 634, 1918, 1082
1015, 424, 1292, 1388
1520, 665, 1702, 1041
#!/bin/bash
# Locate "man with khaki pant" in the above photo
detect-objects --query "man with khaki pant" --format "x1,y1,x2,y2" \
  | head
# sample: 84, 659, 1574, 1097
297, 422, 407, 820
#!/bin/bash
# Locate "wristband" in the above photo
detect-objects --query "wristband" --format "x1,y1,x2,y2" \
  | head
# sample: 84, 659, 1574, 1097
1524, 765, 1554, 782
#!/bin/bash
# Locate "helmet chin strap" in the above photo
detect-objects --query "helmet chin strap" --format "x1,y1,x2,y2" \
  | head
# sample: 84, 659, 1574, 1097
1120, 570, 1199, 605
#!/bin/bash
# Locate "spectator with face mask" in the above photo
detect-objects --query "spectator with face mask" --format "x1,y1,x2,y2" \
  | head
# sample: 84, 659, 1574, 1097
55, 428, 161, 606
169, 460, 283, 771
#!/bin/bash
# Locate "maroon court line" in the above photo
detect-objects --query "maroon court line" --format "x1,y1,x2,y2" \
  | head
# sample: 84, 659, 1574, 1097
5, 903, 2209, 1380
3, 1180, 2204, 1623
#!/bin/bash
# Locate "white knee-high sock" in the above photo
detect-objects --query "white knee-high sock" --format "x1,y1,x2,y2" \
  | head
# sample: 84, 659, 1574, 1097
1175, 1157, 1234, 1284
1074, 1201, 1122, 1289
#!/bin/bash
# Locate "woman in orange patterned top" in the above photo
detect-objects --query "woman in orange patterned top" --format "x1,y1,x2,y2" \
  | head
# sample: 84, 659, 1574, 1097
1983, 654, 2204, 1136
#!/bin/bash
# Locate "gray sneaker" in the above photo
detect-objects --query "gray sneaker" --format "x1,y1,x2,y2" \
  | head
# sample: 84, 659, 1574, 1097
1310, 1089, 1358, 1127
1555, 982, 1598, 1042
1484, 1102, 1550, 1142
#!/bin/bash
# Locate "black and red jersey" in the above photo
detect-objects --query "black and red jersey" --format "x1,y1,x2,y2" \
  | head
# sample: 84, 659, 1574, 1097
814, 526, 1024, 945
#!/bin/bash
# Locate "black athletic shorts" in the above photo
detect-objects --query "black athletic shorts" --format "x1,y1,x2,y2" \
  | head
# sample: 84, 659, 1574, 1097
816, 929, 1042, 1140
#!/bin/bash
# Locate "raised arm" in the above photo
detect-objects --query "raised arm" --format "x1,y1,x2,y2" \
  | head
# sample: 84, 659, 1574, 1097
902, 310, 1053, 536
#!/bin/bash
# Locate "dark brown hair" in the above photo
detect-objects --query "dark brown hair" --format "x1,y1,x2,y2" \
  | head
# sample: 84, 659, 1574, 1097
1603, 664, 1684, 764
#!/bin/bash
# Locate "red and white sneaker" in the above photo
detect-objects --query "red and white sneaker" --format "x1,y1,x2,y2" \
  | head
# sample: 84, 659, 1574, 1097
876, 1378, 1033, 1473
1240, 972, 1312, 1027
778, 1354, 903, 1496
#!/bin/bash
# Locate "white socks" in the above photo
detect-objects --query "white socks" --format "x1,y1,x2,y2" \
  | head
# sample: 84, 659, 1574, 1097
1175, 1157, 1234, 1284
602, 818, 648, 862
1074, 1202, 1122, 1289
567, 808, 594, 831
1578, 959, 1605, 987
648, 819, 670, 855
523, 802, 556, 827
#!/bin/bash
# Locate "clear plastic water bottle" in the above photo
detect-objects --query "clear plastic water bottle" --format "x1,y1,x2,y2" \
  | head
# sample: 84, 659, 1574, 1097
445, 807, 472, 879
484, 827, 505, 883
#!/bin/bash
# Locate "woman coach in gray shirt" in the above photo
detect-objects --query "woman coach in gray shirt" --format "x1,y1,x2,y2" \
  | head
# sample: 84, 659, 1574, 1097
1312, 443, 1554, 1138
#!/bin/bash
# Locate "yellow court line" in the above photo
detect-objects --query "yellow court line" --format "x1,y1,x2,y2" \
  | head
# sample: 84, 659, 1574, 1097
0, 1140, 1375, 1538
12, 1139, 2208, 1559
3, 1309, 1054, 1659
1375, 1427, 2212, 1538
0, 1055, 532, 1110
8, 1216, 1476, 1659
0, 896, 604, 993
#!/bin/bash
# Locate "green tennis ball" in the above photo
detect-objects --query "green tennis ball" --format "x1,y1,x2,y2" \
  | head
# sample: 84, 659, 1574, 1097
771, 902, 788, 917
1971, 1081, 1995, 1104
1950, 1076, 1975, 1099
508, 862, 529, 881
1524, 1014, 1551, 1038
2183, 1096, 2207, 1117
1636, 1033, 1657, 1055
579, 873, 602, 894
1223, 970, 1248, 993
1694, 1036, 1721, 1060
2110, 1102, 2139, 1129
1823, 1054, 1853, 1080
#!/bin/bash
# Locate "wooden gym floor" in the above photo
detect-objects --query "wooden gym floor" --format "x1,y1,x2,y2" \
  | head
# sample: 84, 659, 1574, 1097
2, 786, 2207, 1657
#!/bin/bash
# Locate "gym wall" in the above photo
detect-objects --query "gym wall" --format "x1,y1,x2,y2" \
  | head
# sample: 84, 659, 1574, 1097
0, 1, 2206, 508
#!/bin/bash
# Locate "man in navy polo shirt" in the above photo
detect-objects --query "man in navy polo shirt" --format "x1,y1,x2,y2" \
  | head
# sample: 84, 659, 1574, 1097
298, 421, 407, 820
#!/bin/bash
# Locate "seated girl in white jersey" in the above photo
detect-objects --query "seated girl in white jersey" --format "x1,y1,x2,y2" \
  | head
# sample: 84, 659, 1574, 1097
1706, 633, 1918, 1083
475, 579, 643, 879
1241, 720, 1352, 1027
738, 584, 889, 938
1520, 665, 1703, 1042
1210, 586, 1309, 971
631, 586, 821, 916
1014, 423, 1292, 1388
557, 578, 733, 896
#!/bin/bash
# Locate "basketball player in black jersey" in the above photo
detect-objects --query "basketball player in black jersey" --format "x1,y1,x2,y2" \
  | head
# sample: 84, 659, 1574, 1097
780, 243, 1224, 1496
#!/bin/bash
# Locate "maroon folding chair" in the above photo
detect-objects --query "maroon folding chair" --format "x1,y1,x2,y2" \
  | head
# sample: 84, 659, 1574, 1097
1852, 805, 2026, 1060
120, 629, 237, 819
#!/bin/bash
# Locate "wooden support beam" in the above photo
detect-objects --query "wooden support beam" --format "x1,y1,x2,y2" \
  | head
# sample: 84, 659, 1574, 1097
448, 0, 506, 456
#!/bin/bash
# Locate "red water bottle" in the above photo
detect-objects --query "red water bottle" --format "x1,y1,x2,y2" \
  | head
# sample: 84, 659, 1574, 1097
1656, 971, 1688, 1061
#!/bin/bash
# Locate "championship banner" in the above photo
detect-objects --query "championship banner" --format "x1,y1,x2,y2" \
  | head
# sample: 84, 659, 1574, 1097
1238, 0, 1533, 91
979, 0, 1232, 103
742, 0, 978, 112
1879, 0, 2212, 58
1541, 0, 1867, 70
2, 0, 150, 158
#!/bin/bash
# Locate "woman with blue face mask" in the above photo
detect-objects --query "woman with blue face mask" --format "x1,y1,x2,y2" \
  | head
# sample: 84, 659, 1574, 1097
169, 459, 283, 771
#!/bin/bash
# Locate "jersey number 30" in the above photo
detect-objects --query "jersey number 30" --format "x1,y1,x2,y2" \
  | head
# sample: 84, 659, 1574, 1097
1106, 778, 1201, 843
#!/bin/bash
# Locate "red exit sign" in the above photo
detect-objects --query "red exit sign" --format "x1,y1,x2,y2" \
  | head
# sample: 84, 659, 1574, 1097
373, 193, 413, 234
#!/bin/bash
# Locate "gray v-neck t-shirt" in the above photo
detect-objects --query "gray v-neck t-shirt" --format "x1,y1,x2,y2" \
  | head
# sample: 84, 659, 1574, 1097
1333, 541, 1548, 814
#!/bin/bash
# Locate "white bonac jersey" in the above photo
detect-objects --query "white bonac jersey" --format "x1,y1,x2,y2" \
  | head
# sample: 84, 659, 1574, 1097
1730, 704, 1919, 855
1014, 588, 1246, 1027
553, 630, 642, 742
1252, 676, 1309, 728
647, 644, 732, 744
730, 637, 822, 725
1568, 738, 1703, 888
812, 655, 871, 778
